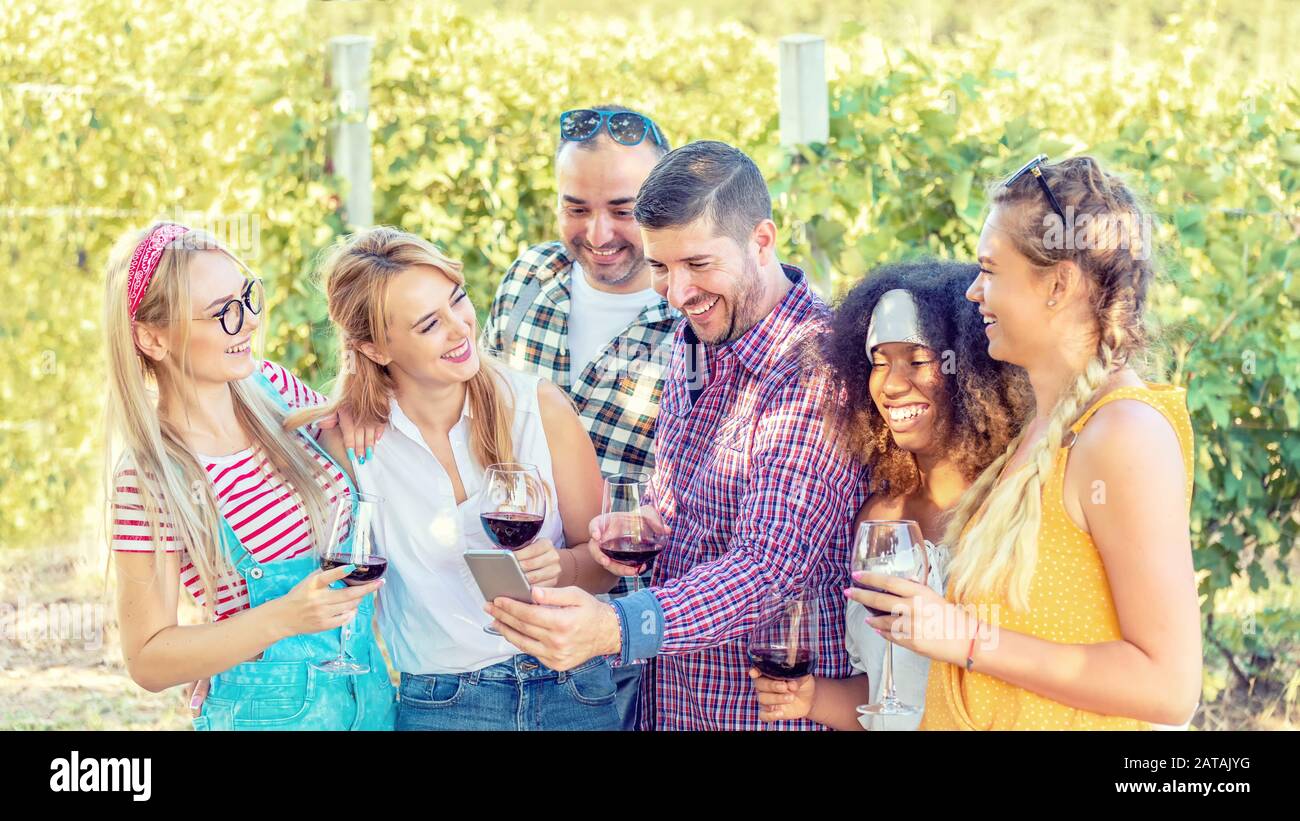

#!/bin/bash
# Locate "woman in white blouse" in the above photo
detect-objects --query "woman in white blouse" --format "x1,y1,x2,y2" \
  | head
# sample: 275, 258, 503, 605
297, 227, 621, 731
749, 262, 1031, 729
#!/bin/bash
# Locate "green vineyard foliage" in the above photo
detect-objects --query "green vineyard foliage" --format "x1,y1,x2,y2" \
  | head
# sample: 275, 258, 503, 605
2, 1, 1297, 699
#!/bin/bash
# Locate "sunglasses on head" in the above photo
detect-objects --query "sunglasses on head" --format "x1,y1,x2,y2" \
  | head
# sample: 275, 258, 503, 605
1005, 154, 1067, 223
559, 108, 665, 149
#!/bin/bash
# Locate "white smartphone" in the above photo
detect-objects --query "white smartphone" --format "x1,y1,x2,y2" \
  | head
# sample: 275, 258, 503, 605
464, 549, 533, 604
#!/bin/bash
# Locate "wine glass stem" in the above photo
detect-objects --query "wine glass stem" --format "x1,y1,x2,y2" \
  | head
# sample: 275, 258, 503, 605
339, 616, 353, 661
624, 569, 649, 666
881, 638, 898, 704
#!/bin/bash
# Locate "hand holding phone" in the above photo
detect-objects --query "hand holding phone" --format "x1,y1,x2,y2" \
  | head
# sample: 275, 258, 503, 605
464, 549, 533, 604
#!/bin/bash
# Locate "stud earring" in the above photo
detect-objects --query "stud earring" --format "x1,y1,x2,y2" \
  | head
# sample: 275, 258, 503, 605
1047, 299, 1057, 307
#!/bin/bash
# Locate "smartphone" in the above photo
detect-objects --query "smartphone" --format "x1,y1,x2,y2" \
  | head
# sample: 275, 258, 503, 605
464, 549, 533, 604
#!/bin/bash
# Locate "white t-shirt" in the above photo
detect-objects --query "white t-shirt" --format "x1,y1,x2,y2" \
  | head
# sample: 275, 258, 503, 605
567, 261, 660, 384
357, 368, 566, 675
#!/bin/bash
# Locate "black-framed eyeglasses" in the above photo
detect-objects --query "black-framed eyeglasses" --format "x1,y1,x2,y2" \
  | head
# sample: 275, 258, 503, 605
559, 108, 665, 149
193, 278, 264, 336
1005, 154, 1067, 223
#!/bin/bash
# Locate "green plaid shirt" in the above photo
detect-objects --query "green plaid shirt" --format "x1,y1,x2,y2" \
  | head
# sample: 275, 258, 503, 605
484, 241, 680, 479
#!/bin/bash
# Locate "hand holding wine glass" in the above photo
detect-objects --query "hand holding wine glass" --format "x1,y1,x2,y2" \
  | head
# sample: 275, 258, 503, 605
749, 668, 817, 723
746, 589, 820, 690
274, 562, 382, 637
851, 519, 930, 718
479, 462, 549, 549
512, 536, 563, 588
310, 492, 387, 675
477, 462, 550, 635
588, 473, 669, 581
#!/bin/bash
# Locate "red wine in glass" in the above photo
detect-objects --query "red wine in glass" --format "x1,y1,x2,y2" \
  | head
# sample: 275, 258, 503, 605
320, 555, 389, 585
312, 491, 385, 676
747, 589, 821, 684
599, 535, 663, 572
747, 647, 817, 680
851, 578, 892, 617
481, 511, 545, 550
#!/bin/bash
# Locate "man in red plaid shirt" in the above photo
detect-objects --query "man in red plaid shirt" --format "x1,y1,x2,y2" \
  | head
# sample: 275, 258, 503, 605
486, 141, 866, 730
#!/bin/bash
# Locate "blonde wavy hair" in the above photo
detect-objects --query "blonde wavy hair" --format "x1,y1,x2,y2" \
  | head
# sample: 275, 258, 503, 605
942, 156, 1159, 610
288, 227, 515, 469
104, 223, 344, 618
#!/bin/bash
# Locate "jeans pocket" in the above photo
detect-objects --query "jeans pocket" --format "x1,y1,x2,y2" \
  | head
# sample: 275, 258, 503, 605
227, 671, 317, 729
564, 660, 617, 707
399, 673, 465, 707
241, 696, 315, 726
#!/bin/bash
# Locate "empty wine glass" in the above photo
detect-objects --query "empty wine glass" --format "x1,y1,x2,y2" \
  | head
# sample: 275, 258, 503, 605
852, 519, 929, 718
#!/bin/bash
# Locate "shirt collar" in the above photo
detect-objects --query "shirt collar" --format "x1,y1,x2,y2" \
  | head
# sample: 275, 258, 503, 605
533, 243, 574, 283
387, 390, 472, 444
684, 263, 810, 376
563, 248, 677, 324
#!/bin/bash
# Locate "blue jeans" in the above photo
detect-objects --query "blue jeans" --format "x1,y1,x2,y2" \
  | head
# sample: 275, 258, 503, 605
611, 660, 644, 731
396, 654, 620, 731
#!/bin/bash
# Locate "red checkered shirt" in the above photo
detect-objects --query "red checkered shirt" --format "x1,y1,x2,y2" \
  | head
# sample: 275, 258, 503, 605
614, 265, 867, 731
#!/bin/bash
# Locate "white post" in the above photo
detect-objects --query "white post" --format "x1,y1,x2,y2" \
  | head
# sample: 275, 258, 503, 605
779, 34, 831, 295
779, 34, 828, 148
329, 35, 373, 230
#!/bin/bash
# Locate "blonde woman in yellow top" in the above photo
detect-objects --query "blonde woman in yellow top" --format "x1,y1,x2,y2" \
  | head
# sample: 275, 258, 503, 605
849, 155, 1201, 729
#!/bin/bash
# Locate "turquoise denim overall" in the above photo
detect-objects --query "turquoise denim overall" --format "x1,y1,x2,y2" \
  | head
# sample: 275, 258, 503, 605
191, 372, 397, 731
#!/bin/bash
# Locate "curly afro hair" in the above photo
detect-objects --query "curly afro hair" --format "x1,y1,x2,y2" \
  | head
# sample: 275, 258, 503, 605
816, 259, 1033, 498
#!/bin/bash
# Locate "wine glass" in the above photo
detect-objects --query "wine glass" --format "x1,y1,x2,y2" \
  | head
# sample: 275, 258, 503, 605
746, 588, 820, 681
592, 473, 667, 593
311, 492, 386, 675
591, 474, 667, 666
478, 462, 548, 635
479, 462, 549, 550
852, 519, 930, 719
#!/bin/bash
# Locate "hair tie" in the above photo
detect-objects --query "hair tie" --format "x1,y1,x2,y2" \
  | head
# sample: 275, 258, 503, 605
127, 222, 191, 319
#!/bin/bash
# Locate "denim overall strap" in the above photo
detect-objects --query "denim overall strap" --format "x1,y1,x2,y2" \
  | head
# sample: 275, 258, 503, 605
192, 370, 395, 730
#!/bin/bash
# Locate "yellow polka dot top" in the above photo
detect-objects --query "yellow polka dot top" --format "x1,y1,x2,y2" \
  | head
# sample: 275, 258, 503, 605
919, 383, 1194, 730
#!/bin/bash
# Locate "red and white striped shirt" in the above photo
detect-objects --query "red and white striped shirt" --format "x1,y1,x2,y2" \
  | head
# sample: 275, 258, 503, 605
111, 361, 348, 621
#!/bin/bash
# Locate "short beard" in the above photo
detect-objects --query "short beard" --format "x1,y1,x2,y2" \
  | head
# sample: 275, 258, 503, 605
717, 252, 765, 344
563, 237, 646, 289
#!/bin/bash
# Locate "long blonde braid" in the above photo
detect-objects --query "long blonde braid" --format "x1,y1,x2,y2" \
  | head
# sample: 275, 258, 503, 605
942, 156, 1156, 610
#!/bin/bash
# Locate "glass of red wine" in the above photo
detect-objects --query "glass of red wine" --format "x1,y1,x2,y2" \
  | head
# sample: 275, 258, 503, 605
852, 519, 930, 719
592, 474, 667, 667
311, 492, 386, 675
478, 462, 549, 635
747, 588, 820, 682
592, 473, 666, 593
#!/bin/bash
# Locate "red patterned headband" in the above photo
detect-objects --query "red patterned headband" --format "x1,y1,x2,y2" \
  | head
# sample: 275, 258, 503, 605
126, 222, 191, 319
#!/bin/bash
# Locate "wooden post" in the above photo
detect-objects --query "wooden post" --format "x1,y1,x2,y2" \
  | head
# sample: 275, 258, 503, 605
779, 34, 831, 295
779, 34, 829, 147
329, 35, 374, 230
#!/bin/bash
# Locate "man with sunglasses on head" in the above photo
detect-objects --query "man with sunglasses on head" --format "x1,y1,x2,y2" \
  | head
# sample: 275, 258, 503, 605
482, 105, 679, 731
483, 141, 866, 731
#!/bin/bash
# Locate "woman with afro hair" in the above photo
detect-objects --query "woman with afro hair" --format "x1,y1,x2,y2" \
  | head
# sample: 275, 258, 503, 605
749, 259, 1031, 730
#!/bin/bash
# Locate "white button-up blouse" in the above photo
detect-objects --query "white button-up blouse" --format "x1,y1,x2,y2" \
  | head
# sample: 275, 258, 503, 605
356, 367, 565, 675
